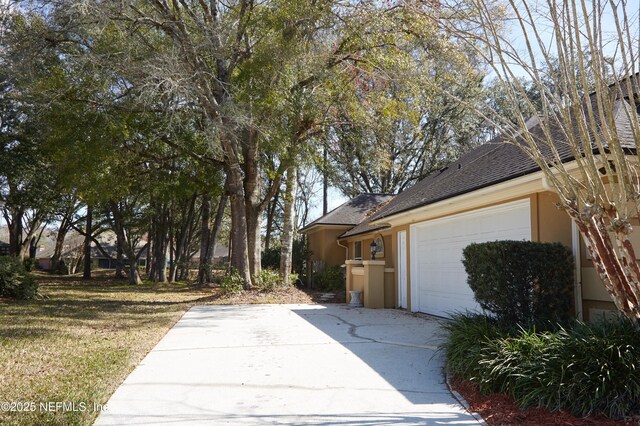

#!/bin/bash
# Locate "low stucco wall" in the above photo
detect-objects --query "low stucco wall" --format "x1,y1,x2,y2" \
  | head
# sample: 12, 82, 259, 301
351, 268, 364, 303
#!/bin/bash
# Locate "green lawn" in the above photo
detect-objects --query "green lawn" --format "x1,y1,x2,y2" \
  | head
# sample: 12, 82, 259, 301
0, 273, 313, 425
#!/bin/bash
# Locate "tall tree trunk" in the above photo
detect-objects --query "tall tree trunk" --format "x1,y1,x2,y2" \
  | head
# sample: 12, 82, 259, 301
197, 193, 212, 286
264, 186, 280, 251
145, 223, 152, 276
171, 195, 197, 283
323, 145, 328, 215
243, 128, 264, 280
115, 244, 124, 278
7, 207, 23, 258
225, 160, 252, 289
110, 201, 140, 285
209, 194, 227, 268
246, 208, 262, 277
83, 206, 92, 279
150, 204, 167, 282
159, 206, 168, 282
19, 219, 42, 261
168, 228, 175, 282
51, 218, 68, 272
280, 166, 297, 286
128, 260, 142, 285
28, 236, 37, 259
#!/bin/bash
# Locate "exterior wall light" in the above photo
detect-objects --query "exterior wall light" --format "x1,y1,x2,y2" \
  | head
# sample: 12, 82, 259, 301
370, 240, 378, 260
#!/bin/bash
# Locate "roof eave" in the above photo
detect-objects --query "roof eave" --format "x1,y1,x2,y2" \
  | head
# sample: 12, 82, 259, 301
370, 168, 549, 227
299, 223, 355, 234
338, 223, 392, 239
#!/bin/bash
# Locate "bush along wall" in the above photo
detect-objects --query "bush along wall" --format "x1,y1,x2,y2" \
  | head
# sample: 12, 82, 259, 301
313, 265, 345, 291
462, 240, 574, 326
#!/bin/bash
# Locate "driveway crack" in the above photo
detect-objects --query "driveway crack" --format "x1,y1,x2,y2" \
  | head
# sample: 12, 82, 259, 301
324, 314, 438, 350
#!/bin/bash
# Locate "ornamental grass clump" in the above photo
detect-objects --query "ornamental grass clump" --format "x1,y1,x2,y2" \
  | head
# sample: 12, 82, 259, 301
442, 313, 640, 420
440, 313, 510, 385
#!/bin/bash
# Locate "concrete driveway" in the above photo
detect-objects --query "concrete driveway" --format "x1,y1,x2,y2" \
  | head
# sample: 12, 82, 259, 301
94, 305, 481, 425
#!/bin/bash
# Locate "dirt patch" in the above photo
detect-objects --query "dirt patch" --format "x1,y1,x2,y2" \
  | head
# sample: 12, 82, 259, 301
201, 286, 315, 305
197, 286, 346, 305
450, 376, 637, 426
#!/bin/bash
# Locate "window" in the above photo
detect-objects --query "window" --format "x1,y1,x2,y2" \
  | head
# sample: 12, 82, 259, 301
354, 241, 362, 260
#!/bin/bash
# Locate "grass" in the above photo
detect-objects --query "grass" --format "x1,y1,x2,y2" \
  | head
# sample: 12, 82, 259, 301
0, 271, 314, 425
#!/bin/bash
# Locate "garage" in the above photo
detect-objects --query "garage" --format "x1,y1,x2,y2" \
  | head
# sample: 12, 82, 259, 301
409, 199, 531, 317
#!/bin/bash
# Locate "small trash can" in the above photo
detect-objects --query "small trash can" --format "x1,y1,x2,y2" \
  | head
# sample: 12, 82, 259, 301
349, 290, 363, 307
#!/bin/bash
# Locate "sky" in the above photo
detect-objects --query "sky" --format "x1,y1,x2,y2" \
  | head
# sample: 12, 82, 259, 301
491, 0, 640, 81
306, 187, 349, 224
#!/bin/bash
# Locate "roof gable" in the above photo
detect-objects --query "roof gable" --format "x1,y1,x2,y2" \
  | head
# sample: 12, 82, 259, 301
300, 193, 394, 232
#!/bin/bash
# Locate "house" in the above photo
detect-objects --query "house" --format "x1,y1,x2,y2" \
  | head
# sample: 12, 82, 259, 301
299, 193, 394, 283
302, 94, 638, 322
0, 226, 149, 272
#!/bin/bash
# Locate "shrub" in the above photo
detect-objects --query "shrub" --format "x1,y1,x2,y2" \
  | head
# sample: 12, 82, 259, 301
440, 313, 510, 387
260, 236, 311, 281
442, 313, 640, 420
261, 246, 280, 270
253, 269, 282, 292
512, 320, 640, 419
23, 257, 37, 272
0, 257, 38, 299
313, 265, 344, 291
220, 270, 244, 295
462, 240, 574, 325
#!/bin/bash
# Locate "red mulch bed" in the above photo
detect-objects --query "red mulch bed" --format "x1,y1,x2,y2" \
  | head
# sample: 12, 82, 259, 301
450, 376, 638, 426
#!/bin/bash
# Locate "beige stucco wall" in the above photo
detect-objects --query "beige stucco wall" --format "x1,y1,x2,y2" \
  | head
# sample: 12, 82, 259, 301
384, 269, 395, 308
306, 226, 350, 268
335, 189, 619, 319
390, 224, 411, 310
352, 268, 364, 292
384, 192, 579, 313
532, 192, 573, 247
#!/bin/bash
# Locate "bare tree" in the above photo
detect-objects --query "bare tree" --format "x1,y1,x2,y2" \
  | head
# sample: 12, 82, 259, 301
440, 0, 640, 321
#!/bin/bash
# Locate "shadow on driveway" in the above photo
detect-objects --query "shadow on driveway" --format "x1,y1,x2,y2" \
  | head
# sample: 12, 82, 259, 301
94, 304, 480, 425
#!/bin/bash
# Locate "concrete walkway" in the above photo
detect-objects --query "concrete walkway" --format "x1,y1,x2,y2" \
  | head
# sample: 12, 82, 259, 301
94, 305, 481, 425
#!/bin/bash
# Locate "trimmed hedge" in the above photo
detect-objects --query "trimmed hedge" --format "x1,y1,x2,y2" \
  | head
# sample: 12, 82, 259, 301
0, 256, 38, 299
442, 313, 640, 420
462, 240, 574, 325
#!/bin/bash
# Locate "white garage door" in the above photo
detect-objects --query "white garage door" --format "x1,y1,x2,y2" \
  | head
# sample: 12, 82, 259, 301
409, 199, 531, 317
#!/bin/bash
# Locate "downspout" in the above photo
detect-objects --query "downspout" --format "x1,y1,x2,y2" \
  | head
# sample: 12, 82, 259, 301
337, 238, 349, 293
572, 220, 584, 320
337, 238, 349, 263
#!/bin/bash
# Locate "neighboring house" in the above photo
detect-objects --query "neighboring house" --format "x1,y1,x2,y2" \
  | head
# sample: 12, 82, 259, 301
0, 226, 148, 271
302, 93, 638, 322
190, 245, 230, 268
299, 193, 394, 283
34, 230, 86, 271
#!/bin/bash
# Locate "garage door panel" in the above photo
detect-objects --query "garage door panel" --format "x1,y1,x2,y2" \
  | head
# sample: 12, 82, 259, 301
410, 200, 531, 317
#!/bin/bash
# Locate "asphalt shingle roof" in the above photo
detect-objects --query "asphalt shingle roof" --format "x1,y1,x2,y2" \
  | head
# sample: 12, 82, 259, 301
360, 96, 639, 226
300, 193, 394, 232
